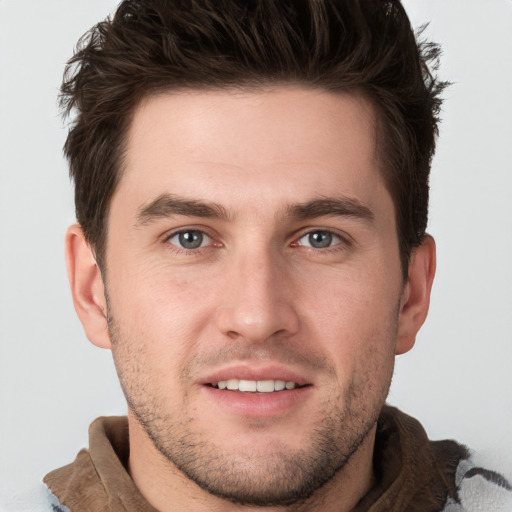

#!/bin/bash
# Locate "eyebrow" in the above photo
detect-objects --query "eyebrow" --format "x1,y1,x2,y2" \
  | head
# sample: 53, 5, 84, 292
135, 193, 374, 227
286, 197, 374, 222
135, 193, 230, 226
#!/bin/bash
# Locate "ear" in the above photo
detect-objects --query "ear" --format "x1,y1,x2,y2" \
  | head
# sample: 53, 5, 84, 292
395, 235, 436, 355
65, 224, 112, 349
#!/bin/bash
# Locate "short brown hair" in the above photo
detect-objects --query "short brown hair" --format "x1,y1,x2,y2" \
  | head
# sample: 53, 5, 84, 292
61, 0, 446, 276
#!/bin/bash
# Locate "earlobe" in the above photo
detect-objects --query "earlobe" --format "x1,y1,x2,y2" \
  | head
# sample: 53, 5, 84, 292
395, 235, 436, 355
65, 224, 112, 350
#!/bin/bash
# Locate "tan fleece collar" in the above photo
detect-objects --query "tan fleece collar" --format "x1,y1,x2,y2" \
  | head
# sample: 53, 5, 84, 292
44, 416, 157, 512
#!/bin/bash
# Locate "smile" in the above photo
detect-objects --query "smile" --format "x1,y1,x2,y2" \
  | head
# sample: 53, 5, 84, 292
209, 379, 302, 392
202, 373, 313, 417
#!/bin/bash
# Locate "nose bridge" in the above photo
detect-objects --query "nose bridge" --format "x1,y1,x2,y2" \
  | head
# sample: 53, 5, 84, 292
216, 242, 299, 342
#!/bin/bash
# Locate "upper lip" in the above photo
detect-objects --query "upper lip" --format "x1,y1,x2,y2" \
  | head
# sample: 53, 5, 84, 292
198, 364, 312, 387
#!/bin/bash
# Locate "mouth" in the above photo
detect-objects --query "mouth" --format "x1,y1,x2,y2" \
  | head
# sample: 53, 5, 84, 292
207, 379, 308, 393
199, 366, 313, 416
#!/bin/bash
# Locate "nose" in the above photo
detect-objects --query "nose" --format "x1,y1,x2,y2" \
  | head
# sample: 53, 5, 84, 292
216, 247, 300, 343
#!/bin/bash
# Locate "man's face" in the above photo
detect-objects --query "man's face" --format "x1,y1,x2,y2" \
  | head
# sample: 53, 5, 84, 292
104, 88, 406, 505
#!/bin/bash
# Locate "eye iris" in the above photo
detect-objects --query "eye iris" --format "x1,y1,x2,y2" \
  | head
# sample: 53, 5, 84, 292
308, 231, 332, 248
178, 231, 203, 249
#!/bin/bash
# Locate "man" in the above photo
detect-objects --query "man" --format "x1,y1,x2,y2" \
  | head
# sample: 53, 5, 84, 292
30, 0, 511, 510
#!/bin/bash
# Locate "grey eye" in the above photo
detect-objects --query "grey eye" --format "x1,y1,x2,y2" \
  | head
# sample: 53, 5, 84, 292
168, 230, 211, 249
299, 231, 341, 249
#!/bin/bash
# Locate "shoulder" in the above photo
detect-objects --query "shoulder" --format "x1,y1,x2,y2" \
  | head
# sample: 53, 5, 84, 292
1, 482, 70, 512
442, 454, 512, 512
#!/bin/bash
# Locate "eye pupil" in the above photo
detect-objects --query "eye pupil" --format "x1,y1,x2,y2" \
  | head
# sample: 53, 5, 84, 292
308, 231, 332, 248
179, 231, 203, 249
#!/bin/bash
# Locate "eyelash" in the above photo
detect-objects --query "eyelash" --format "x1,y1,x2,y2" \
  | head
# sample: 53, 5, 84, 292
163, 227, 352, 255
164, 228, 219, 255
292, 230, 350, 252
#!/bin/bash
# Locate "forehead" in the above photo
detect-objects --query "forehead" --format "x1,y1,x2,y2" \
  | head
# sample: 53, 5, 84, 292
116, 87, 387, 215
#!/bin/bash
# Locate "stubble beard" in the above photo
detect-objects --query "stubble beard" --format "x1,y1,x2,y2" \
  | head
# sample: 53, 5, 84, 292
129, 383, 381, 507
108, 313, 394, 507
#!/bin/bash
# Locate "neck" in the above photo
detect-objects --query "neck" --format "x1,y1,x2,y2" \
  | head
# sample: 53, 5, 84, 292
127, 412, 376, 512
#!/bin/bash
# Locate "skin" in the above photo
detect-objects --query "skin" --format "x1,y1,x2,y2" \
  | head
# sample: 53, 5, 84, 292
66, 88, 436, 512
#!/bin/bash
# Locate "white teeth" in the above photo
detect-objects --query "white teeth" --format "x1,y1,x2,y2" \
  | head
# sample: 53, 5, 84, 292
239, 380, 257, 392
274, 380, 286, 391
212, 379, 298, 392
256, 380, 274, 393
226, 379, 239, 390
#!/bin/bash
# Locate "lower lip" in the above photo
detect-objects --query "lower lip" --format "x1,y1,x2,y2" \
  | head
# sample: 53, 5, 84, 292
201, 385, 312, 418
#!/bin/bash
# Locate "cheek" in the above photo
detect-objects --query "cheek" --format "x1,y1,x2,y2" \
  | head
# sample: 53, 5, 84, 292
299, 261, 400, 325
106, 260, 224, 379
298, 266, 400, 370
109, 257, 218, 321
